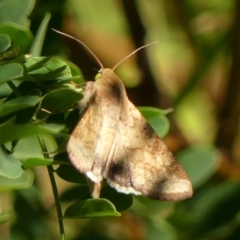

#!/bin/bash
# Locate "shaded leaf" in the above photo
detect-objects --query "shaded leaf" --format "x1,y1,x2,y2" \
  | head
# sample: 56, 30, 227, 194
0, 34, 11, 52
56, 165, 86, 184
15, 89, 42, 124
100, 186, 133, 212
60, 185, 91, 202
192, 181, 240, 235
0, 95, 40, 118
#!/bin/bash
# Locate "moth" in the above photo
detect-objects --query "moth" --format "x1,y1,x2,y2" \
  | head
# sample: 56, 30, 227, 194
54, 29, 193, 201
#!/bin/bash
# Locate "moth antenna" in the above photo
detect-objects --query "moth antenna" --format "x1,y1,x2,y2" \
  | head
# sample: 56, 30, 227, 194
52, 28, 104, 69
112, 41, 159, 71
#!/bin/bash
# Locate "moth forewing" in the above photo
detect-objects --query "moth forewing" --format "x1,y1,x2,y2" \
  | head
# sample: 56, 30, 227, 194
104, 92, 192, 201
67, 69, 126, 188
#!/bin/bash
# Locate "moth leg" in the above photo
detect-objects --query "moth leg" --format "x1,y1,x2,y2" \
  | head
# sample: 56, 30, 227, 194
86, 177, 102, 198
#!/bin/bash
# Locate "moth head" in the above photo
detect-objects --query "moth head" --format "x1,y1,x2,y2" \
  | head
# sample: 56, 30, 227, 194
94, 72, 102, 81
52, 28, 158, 74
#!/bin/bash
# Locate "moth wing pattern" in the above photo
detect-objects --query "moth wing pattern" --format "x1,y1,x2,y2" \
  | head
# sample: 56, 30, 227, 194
106, 100, 193, 201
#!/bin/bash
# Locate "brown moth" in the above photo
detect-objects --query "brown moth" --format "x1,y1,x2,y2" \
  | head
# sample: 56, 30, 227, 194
54, 29, 193, 201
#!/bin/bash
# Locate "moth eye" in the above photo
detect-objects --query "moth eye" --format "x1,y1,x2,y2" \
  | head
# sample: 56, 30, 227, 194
95, 73, 102, 80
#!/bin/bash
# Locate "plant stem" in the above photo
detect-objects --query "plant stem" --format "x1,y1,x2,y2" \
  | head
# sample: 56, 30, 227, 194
37, 135, 65, 240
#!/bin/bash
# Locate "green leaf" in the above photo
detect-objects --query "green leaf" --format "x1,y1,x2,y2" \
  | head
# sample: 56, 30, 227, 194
138, 107, 170, 137
0, 96, 40, 118
25, 56, 51, 72
12, 135, 58, 160
56, 57, 84, 83
0, 0, 35, 27
36, 65, 68, 80
23, 158, 53, 168
42, 88, 82, 111
177, 146, 219, 189
28, 57, 72, 81
0, 145, 23, 178
0, 24, 33, 54
36, 88, 82, 120
0, 123, 65, 144
0, 34, 11, 52
0, 169, 34, 191
64, 198, 121, 218
0, 63, 24, 83
56, 165, 87, 184
30, 12, 51, 57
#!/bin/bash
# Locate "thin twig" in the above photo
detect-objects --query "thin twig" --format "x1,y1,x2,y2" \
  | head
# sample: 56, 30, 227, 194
37, 135, 65, 240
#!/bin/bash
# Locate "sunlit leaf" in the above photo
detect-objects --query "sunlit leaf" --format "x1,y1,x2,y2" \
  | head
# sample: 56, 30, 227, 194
0, 169, 34, 191
0, 24, 33, 53
0, 95, 40, 118
23, 158, 53, 168
139, 107, 170, 137
35, 88, 82, 120
0, 63, 24, 83
0, 0, 35, 27
25, 56, 51, 72
0, 146, 23, 178
64, 198, 121, 218
28, 57, 72, 81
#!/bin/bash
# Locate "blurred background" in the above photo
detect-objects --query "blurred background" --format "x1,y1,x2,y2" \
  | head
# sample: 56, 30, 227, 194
2, 0, 240, 239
